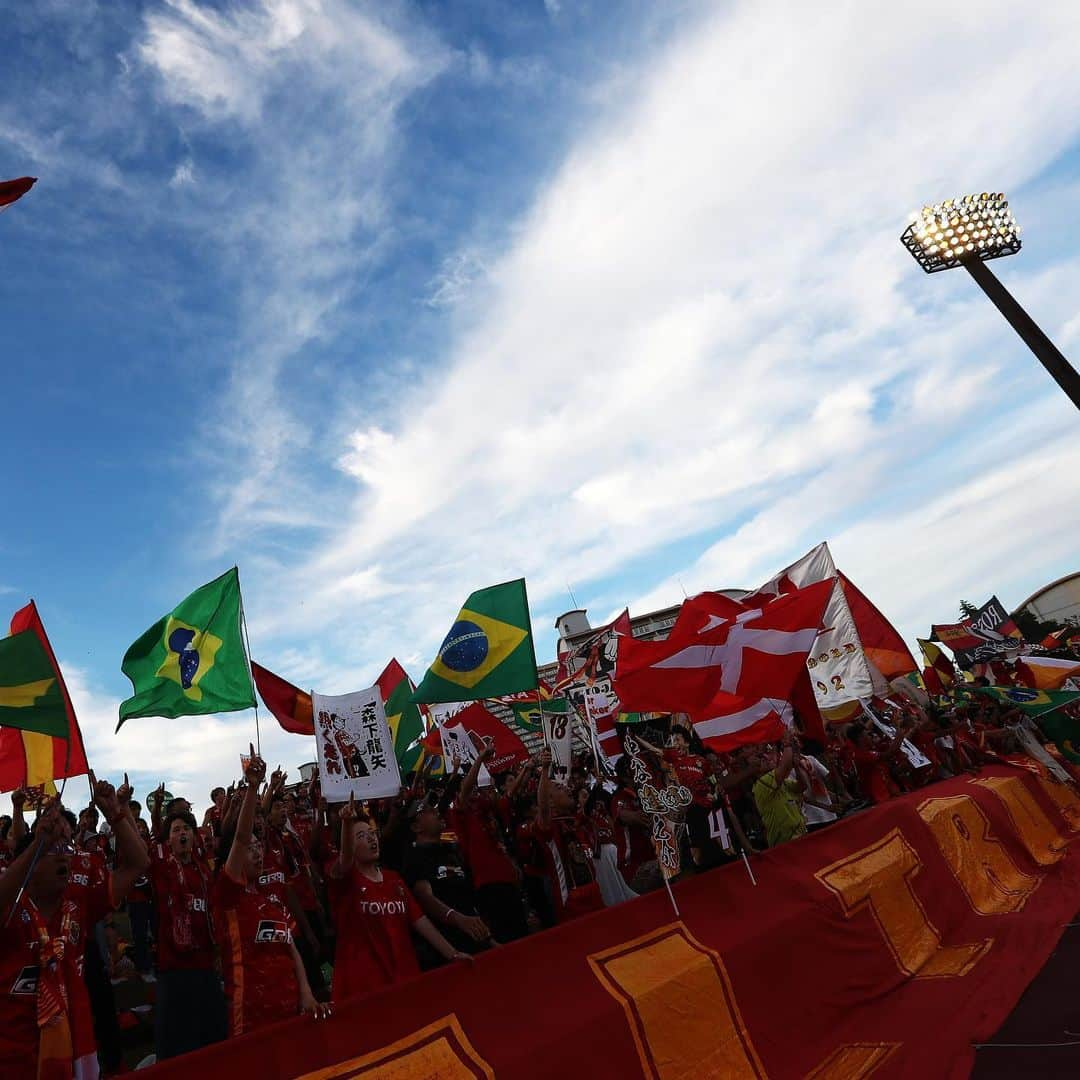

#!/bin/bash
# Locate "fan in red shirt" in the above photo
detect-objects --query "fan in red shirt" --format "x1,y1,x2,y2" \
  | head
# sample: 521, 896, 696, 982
328, 792, 471, 1005
610, 756, 658, 890
847, 721, 907, 804
0, 772, 149, 1080
215, 749, 328, 1036
150, 806, 225, 1059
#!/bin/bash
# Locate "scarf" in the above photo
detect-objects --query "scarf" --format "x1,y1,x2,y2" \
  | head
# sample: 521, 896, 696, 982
29, 898, 74, 1080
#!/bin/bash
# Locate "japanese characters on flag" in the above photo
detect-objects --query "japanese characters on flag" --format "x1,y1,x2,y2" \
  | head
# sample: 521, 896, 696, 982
429, 702, 493, 787
542, 705, 573, 784
312, 686, 402, 802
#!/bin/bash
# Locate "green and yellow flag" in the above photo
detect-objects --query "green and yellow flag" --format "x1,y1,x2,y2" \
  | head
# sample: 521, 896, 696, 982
510, 696, 567, 733
972, 685, 1080, 717
376, 659, 425, 773
412, 579, 538, 705
118, 568, 255, 729
0, 630, 68, 738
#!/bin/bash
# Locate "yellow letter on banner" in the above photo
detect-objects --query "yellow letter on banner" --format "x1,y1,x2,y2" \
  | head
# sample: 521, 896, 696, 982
918, 795, 1040, 914
816, 829, 991, 978
971, 776, 1068, 866
1035, 776, 1080, 832
589, 923, 765, 1079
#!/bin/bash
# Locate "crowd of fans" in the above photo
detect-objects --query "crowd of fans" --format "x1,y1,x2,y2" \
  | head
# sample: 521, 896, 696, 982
1, 680, 1078, 1077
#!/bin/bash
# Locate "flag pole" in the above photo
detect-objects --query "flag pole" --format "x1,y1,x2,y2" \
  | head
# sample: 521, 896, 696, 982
237, 571, 262, 756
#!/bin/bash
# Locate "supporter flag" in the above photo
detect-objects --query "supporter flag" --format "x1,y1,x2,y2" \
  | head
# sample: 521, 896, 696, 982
450, 702, 530, 773
376, 659, 425, 773
918, 639, 956, 696
0, 602, 89, 794
973, 686, 1080, 717
1016, 655, 1080, 691
743, 543, 885, 713
615, 580, 833, 713
1041, 628, 1068, 650
0, 629, 69, 738
692, 697, 791, 753
667, 592, 748, 645
412, 579, 538, 705
252, 662, 314, 735
118, 568, 255, 728
509, 696, 569, 734
554, 610, 631, 688
839, 574, 917, 680
1032, 708, 1080, 764
933, 597, 1025, 666
0, 176, 36, 208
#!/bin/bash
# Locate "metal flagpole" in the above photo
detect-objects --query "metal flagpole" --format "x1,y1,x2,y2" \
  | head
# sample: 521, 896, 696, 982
237, 573, 262, 756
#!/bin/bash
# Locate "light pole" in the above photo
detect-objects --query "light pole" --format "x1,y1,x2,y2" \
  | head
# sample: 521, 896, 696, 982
900, 192, 1080, 410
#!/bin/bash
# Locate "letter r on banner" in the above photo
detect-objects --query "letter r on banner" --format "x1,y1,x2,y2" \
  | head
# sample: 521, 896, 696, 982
816, 828, 991, 979
917, 795, 1039, 915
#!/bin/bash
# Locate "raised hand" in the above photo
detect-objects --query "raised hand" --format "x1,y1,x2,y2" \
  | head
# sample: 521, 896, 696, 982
338, 791, 359, 823
116, 773, 133, 809
90, 769, 122, 820
11, 787, 28, 811
244, 744, 267, 787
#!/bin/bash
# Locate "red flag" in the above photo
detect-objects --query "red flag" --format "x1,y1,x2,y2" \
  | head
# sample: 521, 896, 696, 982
419, 726, 444, 756
667, 592, 749, 644
615, 580, 834, 713
839, 574, 917, 680
1041, 629, 1067, 650
691, 697, 788, 753
0, 177, 36, 208
251, 661, 314, 735
451, 702, 529, 774
0, 601, 89, 793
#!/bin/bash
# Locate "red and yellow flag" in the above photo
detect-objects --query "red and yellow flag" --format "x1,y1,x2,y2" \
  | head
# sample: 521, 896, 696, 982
0, 602, 89, 793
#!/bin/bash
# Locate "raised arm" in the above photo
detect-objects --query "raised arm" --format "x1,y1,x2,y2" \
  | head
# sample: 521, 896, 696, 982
537, 748, 553, 829
92, 770, 150, 902
329, 793, 358, 880
225, 748, 266, 881
460, 745, 494, 803
506, 758, 533, 802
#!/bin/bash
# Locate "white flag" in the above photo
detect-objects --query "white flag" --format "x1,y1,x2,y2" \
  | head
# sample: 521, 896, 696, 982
312, 685, 402, 802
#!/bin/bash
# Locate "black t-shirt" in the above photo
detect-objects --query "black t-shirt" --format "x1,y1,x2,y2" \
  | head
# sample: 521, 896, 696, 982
401, 841, 476, 914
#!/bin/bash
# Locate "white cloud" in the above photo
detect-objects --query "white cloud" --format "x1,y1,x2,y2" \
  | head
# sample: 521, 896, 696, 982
137, 0, 448, 540
229, 0, 1080, 685
168, 159, 195, 186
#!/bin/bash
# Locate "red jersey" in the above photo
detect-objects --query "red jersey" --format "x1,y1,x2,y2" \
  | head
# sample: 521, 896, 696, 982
214, 870, 298, 1036
0, 876, 114, 1074
663, 750, 713, 807
852, 748, 899, 805
150, 845, 215, 970
610, 788, 654, 882
264, 826, 318, 910
534, 820, 603, 923
452, 793, 516, 887
327, 867, 423, 1003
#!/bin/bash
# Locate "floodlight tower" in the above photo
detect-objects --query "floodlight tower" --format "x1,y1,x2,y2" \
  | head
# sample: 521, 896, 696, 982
900, 192, 1080, 410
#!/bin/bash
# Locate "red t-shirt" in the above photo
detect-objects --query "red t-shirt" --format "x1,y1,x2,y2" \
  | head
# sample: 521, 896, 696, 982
264, 826, 318, 910
610, 788, 654, 881
327, 867, 423, 1003
0, 876, 114, 1073
150, 845, 215, 970
214, 870, 298, 1036
533, 821, 604, 923
663, 750, 713, 807
852, 748, 899, 805
452, 793, 517, 888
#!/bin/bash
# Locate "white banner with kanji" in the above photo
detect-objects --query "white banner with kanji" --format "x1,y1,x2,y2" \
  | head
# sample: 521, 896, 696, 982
313, 686, 402, 802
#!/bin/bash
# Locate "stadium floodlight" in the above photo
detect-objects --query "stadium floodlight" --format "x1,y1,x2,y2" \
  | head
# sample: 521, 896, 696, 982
900, 192, 1080, 410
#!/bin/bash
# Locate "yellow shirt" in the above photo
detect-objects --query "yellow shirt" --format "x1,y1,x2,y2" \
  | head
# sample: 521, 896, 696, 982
752, 771, 807, 847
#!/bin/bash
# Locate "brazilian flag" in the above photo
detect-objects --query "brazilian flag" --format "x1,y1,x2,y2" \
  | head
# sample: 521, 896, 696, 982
118, 568, 255, 729
975, 686, 1080, 763
0, 630, 68, 738
510, 696, 567, 733
412, 579, 538, 705
376, 659, 425, 773
973, 686, 1080, 717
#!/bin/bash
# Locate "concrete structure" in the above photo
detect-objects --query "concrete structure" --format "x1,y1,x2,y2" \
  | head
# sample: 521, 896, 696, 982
1017, 572, 1080, 627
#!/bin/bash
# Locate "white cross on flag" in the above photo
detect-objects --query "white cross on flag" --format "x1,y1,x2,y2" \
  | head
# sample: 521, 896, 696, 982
614, 579, 834, 715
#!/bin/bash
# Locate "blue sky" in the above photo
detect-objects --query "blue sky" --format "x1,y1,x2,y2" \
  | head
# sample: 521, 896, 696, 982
3, 0, 1080, 812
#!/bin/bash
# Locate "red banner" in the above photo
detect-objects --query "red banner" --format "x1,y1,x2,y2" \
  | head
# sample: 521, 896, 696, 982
146, 767, 1080, 1079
